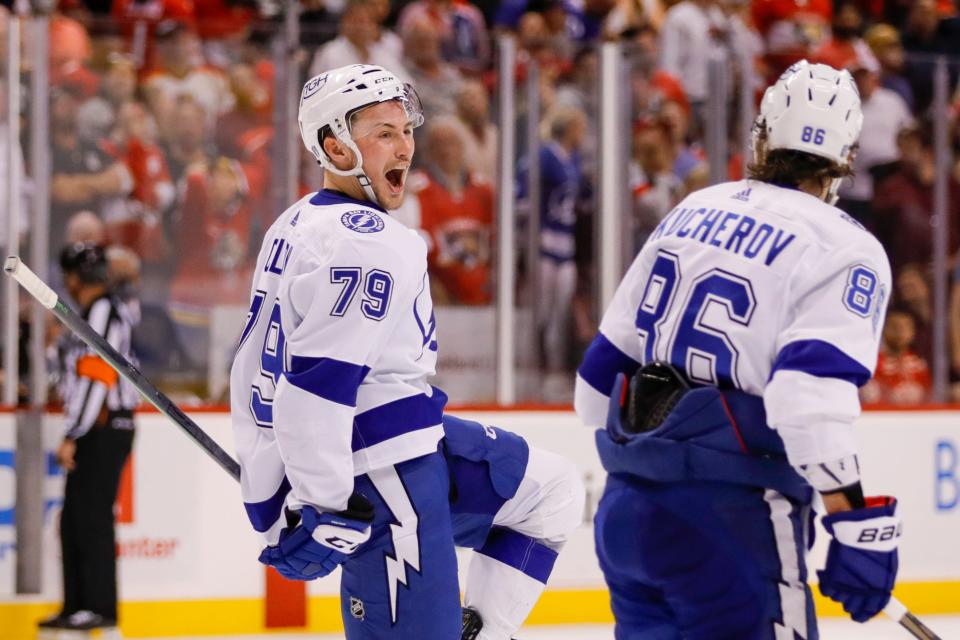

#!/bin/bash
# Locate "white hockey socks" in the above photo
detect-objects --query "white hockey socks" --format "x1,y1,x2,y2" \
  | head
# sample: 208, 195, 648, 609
463, 529, 559, 640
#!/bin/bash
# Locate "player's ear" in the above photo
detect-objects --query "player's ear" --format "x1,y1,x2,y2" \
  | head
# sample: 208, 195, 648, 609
322, 135, 356, 171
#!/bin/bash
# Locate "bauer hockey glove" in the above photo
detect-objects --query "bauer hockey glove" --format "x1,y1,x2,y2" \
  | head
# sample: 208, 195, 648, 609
817, 496, 901, 622
259, 494, 374, 580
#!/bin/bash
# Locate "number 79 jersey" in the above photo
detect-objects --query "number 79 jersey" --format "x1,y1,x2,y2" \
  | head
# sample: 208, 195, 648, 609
230, 190, 444, 543
575, 179, 891, 468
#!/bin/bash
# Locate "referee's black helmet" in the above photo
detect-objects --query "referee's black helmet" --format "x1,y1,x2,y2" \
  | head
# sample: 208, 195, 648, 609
59, 242, 109, 284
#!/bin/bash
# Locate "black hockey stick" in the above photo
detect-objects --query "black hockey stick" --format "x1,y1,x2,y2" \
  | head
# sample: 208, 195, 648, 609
885, 597, 943, 640
4, 256, 240, 483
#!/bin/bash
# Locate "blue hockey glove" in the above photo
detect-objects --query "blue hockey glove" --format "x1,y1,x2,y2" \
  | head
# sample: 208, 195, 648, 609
817, 496, 901, 622
259, 494, 374, 580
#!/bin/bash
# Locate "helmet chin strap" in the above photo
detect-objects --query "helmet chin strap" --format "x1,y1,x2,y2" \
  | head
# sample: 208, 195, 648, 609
319, 134, 384, 208
825, 177, 843, 206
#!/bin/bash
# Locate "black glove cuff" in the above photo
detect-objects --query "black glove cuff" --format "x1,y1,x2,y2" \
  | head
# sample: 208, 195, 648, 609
824, 482, 866, 509
339, 492, 375, 523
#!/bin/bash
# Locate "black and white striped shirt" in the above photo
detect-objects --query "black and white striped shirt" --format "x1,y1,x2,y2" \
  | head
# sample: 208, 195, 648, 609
60, 295, 139, 439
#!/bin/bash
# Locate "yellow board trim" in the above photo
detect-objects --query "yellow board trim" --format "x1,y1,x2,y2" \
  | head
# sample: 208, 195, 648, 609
2, 582, 959, 638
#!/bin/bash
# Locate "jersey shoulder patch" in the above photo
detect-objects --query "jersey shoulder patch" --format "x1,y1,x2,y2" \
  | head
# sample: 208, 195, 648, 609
340, 209, 386, 234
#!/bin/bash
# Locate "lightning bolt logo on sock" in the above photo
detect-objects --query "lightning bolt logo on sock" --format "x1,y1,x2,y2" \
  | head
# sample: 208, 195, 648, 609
368, 466, 421, 625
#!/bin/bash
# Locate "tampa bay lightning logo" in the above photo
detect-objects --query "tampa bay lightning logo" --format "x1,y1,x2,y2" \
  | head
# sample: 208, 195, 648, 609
341, 210, 385, 234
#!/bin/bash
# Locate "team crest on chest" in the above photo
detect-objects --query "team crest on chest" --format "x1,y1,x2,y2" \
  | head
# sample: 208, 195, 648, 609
341, 210, 385, 234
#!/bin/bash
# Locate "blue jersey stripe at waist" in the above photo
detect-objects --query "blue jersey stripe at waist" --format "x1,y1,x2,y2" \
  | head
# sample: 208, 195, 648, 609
352, 387, 448, 452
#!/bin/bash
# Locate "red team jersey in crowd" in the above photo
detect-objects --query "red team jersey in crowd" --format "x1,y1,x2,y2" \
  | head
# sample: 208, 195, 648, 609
863, 350, 932, 405
169, 161, 265, 308
752, 0, 832, 77
413, 171, 494, 305
102, 137, 175, 262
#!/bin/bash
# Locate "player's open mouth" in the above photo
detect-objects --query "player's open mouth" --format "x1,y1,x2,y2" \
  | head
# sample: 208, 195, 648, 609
385, 169, 405, 193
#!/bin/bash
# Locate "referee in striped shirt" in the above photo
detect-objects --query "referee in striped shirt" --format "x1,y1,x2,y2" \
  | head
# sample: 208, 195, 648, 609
42, 243, 139, 632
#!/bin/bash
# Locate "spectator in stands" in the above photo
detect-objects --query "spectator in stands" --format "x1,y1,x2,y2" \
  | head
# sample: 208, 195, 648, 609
895, 263, 934, 367
837, 53, 913, 229
367, 0, 404, 59
402, 16, 463, 119
398, 0, 491, 74
106, 244, 142, 322
864, 23, 916, 110
603, 0, 657, 40
65, 211, 107, 246
556, 46, 599, 118
159, 95, 212, 183
77, 53, 139, 145
309, 0, 409, 81
516, 10, 567, 74
49, 11, 95, 91
658, 0, 727, 136
454, 79, 498, 185
537, 0, 578, 63
811, 0, 874, 70
872, 124, 960, 274
111, 1, 196, 70
143, 20, 233, 139
555, 47, 600, 176
657, 94, 708, 195
520, 104, 587, 399
406, 117, 494, 305
50, 85, 133, 265
168, 157, 264, 362
193, 0, 257, 66
629, 118, 683, 250
216, 62, 274, 164
901, 0, 960, 113
299, 0, 341, 51
751, 0, 831, 79
861, 307, 932, 405
102, 101, 175, 264
495, 0, 610, 45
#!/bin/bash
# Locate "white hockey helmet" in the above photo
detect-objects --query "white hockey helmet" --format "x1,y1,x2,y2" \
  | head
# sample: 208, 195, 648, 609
298, 64, 424, 204
753, 60, 863, 203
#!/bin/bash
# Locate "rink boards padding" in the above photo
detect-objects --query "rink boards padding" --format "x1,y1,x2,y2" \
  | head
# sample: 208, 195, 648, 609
0, 408, 958, 636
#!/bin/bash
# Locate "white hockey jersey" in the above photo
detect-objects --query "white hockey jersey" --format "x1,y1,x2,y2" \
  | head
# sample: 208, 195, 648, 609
575, 180, 891, 480
230, 189, 444, 543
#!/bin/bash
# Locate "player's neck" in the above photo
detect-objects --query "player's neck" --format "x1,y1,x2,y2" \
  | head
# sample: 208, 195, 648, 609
323, 172, 366, 202
796, 178, 828, 202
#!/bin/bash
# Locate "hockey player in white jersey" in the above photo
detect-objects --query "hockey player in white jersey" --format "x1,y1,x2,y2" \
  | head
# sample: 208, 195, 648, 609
575, 60, 899, 639
230, 64, 583, 640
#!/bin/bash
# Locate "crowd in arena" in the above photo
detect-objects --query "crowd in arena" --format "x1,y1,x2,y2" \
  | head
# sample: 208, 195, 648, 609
0, 0, 959, 405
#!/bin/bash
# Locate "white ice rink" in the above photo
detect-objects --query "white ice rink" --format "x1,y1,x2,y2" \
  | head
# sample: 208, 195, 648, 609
148, 616, 960, 639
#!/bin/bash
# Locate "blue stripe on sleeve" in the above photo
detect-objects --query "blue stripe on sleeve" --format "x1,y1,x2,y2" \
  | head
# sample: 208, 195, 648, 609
577, 332, 641, 396
351, 388, 448, 451
285, 356, 371, 407
771, 339, 872, 387
477, 527, 558, 584
244, 476, 291, 533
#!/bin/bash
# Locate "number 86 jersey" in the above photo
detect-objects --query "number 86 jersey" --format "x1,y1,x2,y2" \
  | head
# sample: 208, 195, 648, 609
575, 179, 892, 472
230, 189, 444, 545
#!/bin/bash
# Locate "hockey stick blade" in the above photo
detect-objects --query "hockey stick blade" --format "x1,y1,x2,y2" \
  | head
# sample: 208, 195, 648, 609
4, 256, 241, 482
884, 597, 943, 640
